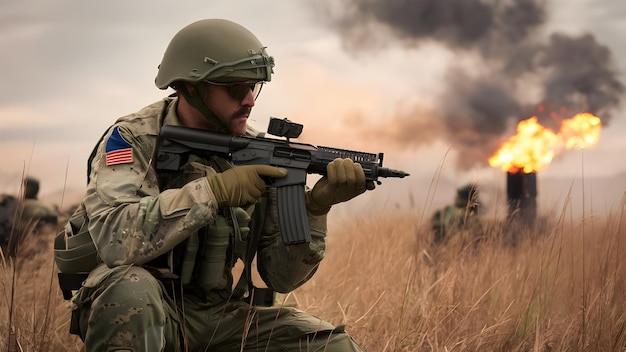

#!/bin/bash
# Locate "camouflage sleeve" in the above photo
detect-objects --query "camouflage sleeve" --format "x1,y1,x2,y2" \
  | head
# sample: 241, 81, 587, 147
431, 205, 458, 243
256, 188, 327, 293
84, 124, 219, 267
21, 199, 58, 222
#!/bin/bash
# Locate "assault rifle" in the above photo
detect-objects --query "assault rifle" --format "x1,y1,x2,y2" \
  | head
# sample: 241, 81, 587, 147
156, 117, 409, 244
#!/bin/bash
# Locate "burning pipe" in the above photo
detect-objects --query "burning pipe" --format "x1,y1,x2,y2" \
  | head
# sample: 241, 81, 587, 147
488, 113, 601, 233
506, 170, 537, 225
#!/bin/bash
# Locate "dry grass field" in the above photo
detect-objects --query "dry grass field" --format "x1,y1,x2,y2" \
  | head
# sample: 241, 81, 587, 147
297, 205, 626, 351
1, 196, 625, 351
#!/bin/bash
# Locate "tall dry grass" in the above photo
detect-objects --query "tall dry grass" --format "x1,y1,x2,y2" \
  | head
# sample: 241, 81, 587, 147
295, 198, 626, 351
1, 196, 625, 351
1, 222, 83, 351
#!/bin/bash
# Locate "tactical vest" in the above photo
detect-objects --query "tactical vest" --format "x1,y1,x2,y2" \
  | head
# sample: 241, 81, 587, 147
155, 154, 256, 300
54, 144, 260, 302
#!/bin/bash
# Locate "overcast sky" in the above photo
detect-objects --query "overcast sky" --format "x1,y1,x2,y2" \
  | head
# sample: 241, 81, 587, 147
1, 0, 625, 214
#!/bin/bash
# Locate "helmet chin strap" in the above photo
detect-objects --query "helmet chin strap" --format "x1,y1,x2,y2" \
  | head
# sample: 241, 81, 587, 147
178, 84, 230, 134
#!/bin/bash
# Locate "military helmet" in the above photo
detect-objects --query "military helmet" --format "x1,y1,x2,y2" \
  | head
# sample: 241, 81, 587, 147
155, 19, 275, 89
456, 183, 479, 208
24, 177, 40, 199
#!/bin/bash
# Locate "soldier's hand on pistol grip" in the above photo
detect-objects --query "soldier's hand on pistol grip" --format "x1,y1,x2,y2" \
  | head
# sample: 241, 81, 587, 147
208, 165, 287, 207
306, 158, 367, 215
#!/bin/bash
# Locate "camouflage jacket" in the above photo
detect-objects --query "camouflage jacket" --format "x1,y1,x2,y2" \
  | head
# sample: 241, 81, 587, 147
431, 205, 481, 243
22, 198, 58, 224
80, 96, 328, 297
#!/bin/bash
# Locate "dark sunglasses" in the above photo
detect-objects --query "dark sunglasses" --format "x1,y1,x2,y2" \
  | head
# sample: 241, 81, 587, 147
204, 80, 264, 101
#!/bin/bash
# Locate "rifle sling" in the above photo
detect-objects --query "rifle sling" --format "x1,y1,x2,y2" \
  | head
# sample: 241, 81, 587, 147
232, 196, 274, 306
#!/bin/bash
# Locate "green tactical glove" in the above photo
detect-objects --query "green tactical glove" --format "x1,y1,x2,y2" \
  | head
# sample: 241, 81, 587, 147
208, 165, 287, 207
306, 158, 367, 215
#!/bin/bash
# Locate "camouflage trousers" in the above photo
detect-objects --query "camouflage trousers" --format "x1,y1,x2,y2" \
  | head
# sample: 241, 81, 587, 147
72, 265, 364, 351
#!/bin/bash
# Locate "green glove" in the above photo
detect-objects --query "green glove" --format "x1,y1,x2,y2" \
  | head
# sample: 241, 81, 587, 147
208, 165, 287, 207
307, 158, 367, 215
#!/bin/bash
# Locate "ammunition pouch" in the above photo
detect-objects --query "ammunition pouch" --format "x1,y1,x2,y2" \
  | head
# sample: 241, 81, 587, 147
195, 215, 231, 290
53, 205, 101, 300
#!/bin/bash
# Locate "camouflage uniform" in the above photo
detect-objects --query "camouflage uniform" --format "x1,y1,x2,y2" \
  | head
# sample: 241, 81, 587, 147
22, 178, 58, 229
70, 97, 363, 351
22, 198, 58, 227
0, 178, 57, 257
431, 184, 482, 244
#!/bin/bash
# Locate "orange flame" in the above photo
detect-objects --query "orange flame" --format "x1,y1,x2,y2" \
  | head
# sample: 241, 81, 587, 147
488, 113, 602, 173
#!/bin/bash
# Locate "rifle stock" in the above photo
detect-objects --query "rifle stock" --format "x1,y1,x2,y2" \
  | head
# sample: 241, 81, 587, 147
156, 120, 409, 244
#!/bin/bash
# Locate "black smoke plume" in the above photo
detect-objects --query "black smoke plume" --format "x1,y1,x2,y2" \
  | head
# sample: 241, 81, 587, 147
315, 0, 624, 170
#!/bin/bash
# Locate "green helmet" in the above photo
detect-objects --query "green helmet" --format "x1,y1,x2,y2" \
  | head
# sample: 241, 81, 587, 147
456, 183, 480, 209
155, 19, 275, 89
24, 177, 40, 199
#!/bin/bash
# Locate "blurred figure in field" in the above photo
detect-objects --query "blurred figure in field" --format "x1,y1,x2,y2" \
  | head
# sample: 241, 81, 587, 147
0, 177, 58, 258
21, 177, 58, 229
431, 183, 482, 245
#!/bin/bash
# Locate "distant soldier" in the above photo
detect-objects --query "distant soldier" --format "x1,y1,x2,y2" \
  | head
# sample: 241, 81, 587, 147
431, 183, 482, 244
21, 177, 58, 228
1, 177, 58, 257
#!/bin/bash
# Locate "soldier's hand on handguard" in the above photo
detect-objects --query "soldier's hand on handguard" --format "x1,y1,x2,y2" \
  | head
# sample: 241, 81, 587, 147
306, 158, 367, 215
208, 165, 287, 207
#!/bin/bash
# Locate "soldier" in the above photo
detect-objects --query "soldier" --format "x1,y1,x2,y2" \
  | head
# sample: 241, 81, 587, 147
21, 176, 58, 229
431, 183, 482, 244
63, 19, 366, 351
0, 177, 58, 257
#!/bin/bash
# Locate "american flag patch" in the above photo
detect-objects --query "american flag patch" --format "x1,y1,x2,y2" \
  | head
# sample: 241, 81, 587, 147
105, 126, 134, 166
